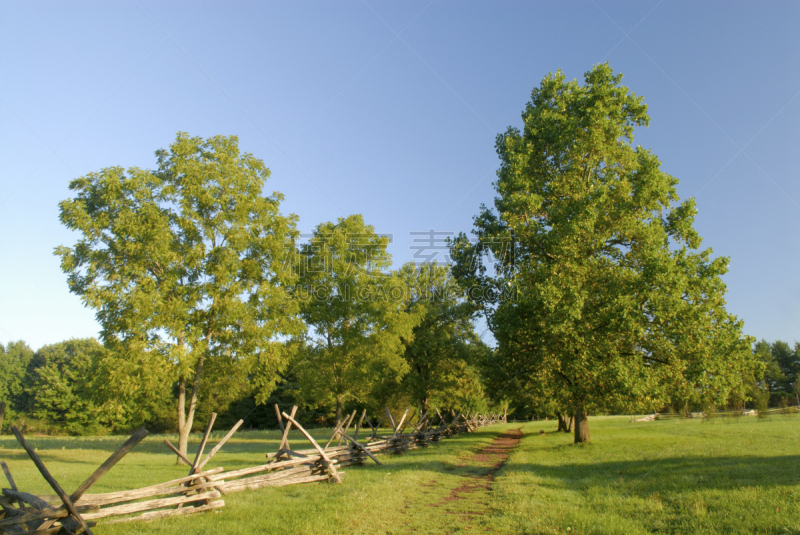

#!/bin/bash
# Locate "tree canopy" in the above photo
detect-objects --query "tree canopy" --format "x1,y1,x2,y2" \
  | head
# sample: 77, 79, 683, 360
26, 338, 106, 435
0, 341, 32, 411
56, 132, 303, 456
755, 339, 800, 406
6, 88, 777, 440
290, 215, 419, 423
452, 64, 758, 442
393, 262, 488, 413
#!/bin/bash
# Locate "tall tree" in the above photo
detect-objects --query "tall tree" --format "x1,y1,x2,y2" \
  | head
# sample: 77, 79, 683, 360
452, 64, 758, 442
56, 133, 302, 458
291, 215, 419, 424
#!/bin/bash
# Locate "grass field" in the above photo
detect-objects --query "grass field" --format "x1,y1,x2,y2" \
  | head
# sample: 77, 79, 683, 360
1, 414, 799, 534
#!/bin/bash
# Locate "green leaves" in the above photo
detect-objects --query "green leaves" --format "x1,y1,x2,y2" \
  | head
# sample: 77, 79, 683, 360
0, 341, 33, 410
291, 215, 419, 420
394, 262, 489, 412
56, 133, 302, 433
455, 64, 758, 432
26, 339, 107, 435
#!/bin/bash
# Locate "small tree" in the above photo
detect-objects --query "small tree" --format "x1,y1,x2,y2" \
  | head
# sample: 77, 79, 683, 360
395, 262, 488, 413
291, 215, 419, 424
755, 339, 800, 407
0, 341, 34, 418
57, 133, 302, 458
26, 339, 106, 435
452, 64, 758, 442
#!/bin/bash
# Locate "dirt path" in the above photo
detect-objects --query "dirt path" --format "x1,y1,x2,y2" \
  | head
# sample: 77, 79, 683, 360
426, 427, 523, 531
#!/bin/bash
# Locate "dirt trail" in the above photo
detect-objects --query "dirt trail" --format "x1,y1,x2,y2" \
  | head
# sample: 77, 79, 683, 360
424, 427, 523, 530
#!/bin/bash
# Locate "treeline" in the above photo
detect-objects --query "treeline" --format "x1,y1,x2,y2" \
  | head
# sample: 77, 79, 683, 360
481, 339, 796, 425
0, 262, 499, 436
1, 339, 116, 435
1, 335, 794, 436
755, 340, 800, 408
0, 332, 492, 436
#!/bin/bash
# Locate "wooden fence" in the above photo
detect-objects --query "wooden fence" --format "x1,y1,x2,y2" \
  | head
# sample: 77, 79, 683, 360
633, 406, 800, 421
0, 404, 502, 533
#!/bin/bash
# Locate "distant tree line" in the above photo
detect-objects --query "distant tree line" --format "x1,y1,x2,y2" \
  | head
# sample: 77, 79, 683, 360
754, 340, 800, 408
0, 335, 792, 437
0, 286, 493, 437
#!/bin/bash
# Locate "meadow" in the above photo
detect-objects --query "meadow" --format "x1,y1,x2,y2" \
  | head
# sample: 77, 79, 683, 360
1, 415, 799, 534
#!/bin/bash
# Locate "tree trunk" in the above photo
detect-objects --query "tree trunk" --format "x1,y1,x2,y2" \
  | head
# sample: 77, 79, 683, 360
574, 407, 590, 443
567, 415, 573, 432
557, 413, 570, 433
503, 407, 508, 423
176, 353, 206, 464
177, 377, 190, 465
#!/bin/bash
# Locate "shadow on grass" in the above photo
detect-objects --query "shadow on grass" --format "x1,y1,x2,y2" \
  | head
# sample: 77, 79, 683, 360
506, 454, 800, 494
0, 429, 334, 456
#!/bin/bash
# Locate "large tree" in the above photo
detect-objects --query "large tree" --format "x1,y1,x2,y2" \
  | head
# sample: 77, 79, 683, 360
56, 133, 302, 458
290, 215, 419, 424
452, 64, 757, 442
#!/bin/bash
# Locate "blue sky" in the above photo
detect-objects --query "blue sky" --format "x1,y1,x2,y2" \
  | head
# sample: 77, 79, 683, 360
1, 1, 798, 350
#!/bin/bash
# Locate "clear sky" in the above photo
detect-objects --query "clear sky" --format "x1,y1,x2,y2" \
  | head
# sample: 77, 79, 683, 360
1, 1, 798, 351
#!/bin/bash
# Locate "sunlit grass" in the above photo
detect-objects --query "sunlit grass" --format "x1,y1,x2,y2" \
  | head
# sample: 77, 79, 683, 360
1, 415, 798, 534
492, 414, 800, 535
0, 424, 509, 534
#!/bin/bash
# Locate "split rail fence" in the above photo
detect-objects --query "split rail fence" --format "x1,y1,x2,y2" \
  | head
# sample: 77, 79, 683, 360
0, 402, 502, 534
633, 406, 800, 422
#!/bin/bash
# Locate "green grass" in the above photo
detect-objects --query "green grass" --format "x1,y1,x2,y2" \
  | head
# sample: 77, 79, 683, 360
1, 415, 799, 534
493, 415, 800, 535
